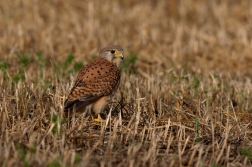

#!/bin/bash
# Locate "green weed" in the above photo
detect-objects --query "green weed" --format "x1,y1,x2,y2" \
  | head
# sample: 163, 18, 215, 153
193, 76, 200, 89
63, 54, 74, 70
195, 116, 199, 141
48, 157, 61, 167
18, 53, 32, 68
12, 73, 21, 84
240, 147, 252, 159
36, 51, 45, 69
15, 143, 31, 167
0, 61, 8, 81
74, 153, 81, 165
74, 61, 83, 71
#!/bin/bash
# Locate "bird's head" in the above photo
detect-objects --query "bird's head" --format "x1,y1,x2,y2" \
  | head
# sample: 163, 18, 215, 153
99, 45, 124, 67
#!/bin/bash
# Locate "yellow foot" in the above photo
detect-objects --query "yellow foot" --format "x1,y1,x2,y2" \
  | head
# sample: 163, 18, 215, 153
92, 114, 105, 122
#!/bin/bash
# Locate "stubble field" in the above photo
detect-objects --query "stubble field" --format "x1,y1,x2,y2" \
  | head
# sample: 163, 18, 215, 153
1, 0, 252, 166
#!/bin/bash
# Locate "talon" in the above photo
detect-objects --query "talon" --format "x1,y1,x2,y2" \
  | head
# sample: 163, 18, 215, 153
92, 114, 105, 122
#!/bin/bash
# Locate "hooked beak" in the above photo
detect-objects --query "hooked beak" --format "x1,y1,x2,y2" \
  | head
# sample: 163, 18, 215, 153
115, 50, 124, 60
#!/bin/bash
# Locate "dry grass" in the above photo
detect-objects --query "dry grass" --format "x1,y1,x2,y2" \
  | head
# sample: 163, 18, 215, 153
1, 0, 252, 166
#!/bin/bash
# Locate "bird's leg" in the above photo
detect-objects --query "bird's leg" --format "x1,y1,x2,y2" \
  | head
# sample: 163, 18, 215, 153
91, 114, 105, 122
90, 100, 108, 123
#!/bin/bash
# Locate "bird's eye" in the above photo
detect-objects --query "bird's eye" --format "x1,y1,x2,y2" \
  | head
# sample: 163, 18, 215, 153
111, 50, 115, 54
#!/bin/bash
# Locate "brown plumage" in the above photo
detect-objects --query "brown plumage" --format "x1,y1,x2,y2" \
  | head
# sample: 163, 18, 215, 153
64, 45, 124, 122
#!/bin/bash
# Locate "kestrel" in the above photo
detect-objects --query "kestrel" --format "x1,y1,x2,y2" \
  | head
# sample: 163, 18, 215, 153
64, 45, 124, 122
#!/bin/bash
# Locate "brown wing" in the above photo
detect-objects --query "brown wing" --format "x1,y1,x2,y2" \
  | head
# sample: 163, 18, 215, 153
64, 57, 120, 112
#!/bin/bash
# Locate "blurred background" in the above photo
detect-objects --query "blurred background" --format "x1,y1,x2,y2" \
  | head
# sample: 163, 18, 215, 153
0, 0, 252, 76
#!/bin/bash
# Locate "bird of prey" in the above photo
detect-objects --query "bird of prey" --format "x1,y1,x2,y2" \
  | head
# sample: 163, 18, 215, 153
64, 45, 124, 122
